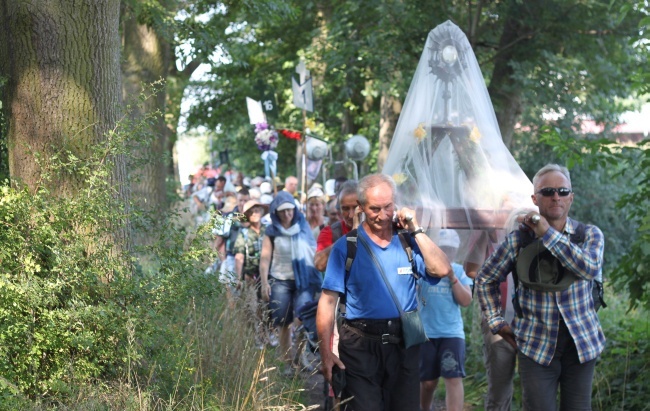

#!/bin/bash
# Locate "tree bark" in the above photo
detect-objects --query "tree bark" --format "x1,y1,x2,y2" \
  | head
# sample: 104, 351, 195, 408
487, 1, 536, 148
121, 7, 171, 213
0, 0, 131, 256
377, 92, 401, 171
1, 0, 122, 192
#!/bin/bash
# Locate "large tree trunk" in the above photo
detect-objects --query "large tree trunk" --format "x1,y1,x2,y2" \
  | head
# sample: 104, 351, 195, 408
121, 8, 171, 214
377, 92, 401, 171
0, 0, 130, 253
487, 2, 536, 148
1, 0, 122, 191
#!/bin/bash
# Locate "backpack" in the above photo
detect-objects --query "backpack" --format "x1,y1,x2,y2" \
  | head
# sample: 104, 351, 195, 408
512, 221, 606, 317
339, 228, 419, 304
331, 221, 343, 244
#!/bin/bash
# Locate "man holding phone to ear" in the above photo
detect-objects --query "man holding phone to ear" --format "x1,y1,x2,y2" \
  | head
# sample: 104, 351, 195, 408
317, 173, 452, 411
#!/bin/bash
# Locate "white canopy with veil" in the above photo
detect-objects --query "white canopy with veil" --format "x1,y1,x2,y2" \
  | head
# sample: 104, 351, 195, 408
382, 20, 535, 236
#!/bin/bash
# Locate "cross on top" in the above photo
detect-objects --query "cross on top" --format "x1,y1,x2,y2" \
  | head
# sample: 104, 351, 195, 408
296, 61, 310, 85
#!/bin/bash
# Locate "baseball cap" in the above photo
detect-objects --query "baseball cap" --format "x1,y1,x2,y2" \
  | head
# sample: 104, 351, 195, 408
438, 229, 460, 249
276, 202, 296, 211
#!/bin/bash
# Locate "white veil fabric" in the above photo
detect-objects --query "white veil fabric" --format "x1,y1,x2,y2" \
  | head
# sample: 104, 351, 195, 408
382, 20, 535, 235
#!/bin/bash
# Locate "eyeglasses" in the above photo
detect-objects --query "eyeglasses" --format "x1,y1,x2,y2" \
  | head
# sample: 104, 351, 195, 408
536, 187, 573, 197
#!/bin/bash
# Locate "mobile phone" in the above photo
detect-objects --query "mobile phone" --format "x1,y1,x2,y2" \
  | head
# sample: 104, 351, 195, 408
331, 364, 346, 398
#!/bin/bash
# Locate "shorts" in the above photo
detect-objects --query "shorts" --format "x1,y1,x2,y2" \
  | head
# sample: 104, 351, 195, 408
419, 337, 466, 381
268, 277, 313, 327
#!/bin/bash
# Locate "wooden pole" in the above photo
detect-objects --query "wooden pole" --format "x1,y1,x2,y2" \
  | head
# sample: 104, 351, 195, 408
300, 108, 308, 206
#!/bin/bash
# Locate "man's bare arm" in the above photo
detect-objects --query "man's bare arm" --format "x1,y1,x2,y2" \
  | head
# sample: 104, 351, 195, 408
316, 290, 345, 383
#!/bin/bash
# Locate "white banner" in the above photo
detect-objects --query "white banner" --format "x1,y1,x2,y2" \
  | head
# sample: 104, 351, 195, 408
246, 97, 266, 124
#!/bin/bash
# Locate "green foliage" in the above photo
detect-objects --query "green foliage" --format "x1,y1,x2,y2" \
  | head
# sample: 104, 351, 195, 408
181, 0, 644, 181
0, 181, 132, 399
0, 82, 307, 407
592, 286, 650, 410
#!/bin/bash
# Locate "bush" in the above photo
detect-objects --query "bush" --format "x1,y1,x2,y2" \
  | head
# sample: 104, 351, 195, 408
0, 108, 306, 408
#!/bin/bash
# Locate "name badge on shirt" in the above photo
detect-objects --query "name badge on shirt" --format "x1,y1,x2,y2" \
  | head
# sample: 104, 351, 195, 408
397, 266, 413, 275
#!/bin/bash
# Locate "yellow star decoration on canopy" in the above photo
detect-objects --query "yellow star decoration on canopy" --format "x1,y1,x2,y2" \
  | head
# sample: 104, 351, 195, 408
392, 173, 408, 185
413, 123, 427, 142
469, 126, 482, 143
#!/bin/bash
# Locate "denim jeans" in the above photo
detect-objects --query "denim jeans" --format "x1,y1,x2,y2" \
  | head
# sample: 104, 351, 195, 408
268, 277, 313, 327
518, 320, 596, 411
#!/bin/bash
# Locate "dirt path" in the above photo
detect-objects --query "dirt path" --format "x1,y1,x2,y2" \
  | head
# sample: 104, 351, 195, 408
303, 369, 326, 410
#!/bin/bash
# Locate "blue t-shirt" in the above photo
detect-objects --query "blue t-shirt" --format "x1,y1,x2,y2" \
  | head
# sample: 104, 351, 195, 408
322, 226, 429, 320
419, 263, 472, 339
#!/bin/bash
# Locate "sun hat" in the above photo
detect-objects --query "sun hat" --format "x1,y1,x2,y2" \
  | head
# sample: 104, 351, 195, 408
307, 186, 325, 200
260, 181, 273, 194
516, 240, 577, 292
242, 200, 269, 217
220, 195, 237, 214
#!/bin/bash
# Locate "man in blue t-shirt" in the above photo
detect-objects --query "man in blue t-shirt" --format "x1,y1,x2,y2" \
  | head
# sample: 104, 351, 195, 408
418, 229, 473, 411
316, 174, 452, 411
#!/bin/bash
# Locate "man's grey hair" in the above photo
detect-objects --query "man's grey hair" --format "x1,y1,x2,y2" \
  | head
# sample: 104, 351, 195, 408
532, 164, 571, 188
337, 180, 358, 203
358, 174, 396, 206
326, 198, 338, 213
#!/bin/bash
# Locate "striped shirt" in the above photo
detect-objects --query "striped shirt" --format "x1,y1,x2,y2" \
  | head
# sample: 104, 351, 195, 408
476, 218, 606, 366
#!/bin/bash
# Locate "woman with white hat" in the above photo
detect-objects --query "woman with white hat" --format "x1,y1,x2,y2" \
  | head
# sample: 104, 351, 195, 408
306, 186, 327, 240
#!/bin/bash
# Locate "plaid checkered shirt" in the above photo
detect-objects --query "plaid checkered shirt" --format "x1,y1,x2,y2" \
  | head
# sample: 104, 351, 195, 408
476, 218, 606, 366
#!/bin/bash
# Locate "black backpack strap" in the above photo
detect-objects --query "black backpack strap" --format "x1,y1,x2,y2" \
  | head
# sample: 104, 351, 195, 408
569, 221, 586, 243
396, 230, 419, 278
345, 229, 358, 274
568, 221, 606, 309
339, 229, 358, 306
331, 221, 343, 243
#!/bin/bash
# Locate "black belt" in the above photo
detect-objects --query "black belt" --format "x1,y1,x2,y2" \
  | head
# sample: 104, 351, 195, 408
345, 318, 402, 334
343, 319, 402, 345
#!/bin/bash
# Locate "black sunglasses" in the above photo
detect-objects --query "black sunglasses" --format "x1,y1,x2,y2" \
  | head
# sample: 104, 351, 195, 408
536, 187, 573, 197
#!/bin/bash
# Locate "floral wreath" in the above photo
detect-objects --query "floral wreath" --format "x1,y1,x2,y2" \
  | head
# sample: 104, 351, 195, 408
254, 122, 279, 151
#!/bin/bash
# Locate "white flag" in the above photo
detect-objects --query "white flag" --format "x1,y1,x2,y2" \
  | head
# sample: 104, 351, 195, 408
246, 97, 266, 124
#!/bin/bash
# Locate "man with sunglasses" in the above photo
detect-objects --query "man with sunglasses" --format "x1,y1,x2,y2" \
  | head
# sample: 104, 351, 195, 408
476, 163, 605, 411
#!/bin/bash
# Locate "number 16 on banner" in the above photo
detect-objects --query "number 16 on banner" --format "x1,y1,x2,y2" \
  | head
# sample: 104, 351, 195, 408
292, 61, 313, 112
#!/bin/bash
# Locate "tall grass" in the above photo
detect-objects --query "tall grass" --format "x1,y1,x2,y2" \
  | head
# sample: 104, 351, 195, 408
11, 288, 313, 410
128, 288, 313, 410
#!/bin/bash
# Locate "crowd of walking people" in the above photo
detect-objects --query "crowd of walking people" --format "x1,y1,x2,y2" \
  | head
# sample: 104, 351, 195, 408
183, 163, 605, 411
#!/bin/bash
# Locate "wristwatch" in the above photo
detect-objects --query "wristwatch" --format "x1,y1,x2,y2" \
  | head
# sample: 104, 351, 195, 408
410, 226, 425, 237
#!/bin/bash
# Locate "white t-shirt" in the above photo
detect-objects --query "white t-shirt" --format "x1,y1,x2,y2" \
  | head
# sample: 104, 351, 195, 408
269, 235, 294, 281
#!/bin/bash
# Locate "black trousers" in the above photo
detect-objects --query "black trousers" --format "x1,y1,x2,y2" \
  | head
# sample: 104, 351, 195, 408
338, 323, 420, 411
